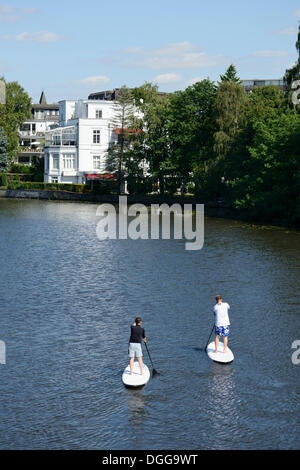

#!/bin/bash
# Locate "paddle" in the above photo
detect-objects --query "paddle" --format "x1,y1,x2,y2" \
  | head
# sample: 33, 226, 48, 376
144, 342, 159, 376
204, 324, 215, 352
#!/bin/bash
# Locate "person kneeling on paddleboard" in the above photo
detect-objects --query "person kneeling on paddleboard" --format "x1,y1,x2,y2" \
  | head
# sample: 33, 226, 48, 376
129, 317, 147, 376
214, 295, 230, 353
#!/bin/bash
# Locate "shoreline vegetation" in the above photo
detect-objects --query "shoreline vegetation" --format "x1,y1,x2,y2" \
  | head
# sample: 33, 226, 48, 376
0, 185, 299, 234
1, 37, 300, 230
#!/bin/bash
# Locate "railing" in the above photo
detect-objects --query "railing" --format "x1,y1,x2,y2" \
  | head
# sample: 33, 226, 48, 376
19, 147, 42, 153
45, 140, 77, 147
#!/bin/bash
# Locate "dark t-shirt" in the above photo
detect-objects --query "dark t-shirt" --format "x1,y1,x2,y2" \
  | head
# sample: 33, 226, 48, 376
129, 325, 145, 344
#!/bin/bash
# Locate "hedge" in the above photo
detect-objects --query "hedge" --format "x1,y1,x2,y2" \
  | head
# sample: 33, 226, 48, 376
7, 181, 89, 193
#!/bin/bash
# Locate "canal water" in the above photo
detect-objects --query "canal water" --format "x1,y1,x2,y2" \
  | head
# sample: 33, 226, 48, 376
0, 198, 299, 450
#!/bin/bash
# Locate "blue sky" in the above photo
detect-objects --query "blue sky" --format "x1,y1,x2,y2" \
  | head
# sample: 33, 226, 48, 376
0, 0, 300, 103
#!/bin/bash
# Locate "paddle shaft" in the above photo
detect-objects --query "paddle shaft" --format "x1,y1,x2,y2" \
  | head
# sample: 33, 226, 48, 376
144, 342, 157, 374
205, 324, 215, 351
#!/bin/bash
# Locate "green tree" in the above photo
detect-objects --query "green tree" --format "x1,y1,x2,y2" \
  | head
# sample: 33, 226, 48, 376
167, 79, 217, 194
214, 80, 247, 161
132, 82, 171, 194
105, 85, 135, 193
229, 112, 300, 226
0, 79, 31, 158
223, 85, 288, 181
219, 64, 241, 83
0, 127, 9, 172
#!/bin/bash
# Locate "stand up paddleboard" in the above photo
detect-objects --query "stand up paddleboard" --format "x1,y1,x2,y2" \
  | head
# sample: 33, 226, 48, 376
122, 362, 150, 388
206, 341, 234, 364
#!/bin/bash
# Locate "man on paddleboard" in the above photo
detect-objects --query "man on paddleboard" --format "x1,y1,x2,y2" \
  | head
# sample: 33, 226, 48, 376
129, 317, 147, 375
214, 295, 230, 353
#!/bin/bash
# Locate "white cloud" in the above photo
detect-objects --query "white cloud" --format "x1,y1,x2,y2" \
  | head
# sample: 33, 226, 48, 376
0, 5, 36, 22
2, 31, 64, 42
78, 75, 111, 86
274, 26, 297, 36
253, 50, 288, 57
294, 9, 300, 17
152, 73, 182, 84
118, 42, 226, 69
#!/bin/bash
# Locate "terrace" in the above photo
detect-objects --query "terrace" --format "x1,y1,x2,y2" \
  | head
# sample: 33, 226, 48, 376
45, 126, 77, 147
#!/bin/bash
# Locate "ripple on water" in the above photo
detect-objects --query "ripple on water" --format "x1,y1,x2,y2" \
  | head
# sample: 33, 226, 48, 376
0, 199, 299, 449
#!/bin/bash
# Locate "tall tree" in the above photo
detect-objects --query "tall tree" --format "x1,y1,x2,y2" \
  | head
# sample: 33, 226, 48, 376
0, 79, 31, 157
167, 79, 217, 193
219, 64, 241, 83
228, 112, 300, 226
105, 85, 135, 193
214, 79, 247, 161
0, 127, 9, 172
132, 82, 171, 194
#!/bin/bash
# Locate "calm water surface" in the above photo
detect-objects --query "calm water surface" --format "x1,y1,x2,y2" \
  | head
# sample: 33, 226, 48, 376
0, 198, 299, 449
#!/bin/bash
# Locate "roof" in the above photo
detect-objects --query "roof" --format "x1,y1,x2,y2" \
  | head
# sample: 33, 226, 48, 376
114, 128, 143, 134
88, 88, 168, 101
39, 91, 47, 105
32, 103, 59, 110
84, 173, 116, 180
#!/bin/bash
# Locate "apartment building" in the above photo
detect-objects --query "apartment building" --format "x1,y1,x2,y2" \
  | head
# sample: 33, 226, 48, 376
17, 92, 59, 165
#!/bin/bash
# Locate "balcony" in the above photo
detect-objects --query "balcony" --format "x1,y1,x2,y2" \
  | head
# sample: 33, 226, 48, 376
19, 147, 42, 154
45, 126, 77, 147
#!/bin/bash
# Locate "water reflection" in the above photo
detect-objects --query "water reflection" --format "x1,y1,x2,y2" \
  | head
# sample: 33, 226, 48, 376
206, 364, 240, 439
127, 388, 146, 426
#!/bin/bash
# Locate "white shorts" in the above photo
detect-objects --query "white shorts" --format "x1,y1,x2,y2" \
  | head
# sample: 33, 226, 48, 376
128, 343, 143, 358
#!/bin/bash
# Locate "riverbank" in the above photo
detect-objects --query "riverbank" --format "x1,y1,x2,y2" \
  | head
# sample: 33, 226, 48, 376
1, 188, 299, 231
0, 188, 234, 218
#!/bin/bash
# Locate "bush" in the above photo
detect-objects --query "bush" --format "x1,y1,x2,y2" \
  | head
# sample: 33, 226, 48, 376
187, 183, 195, 194
90, 180, 118, 194
9, 163, 32, 174
6, 181, 92, 193
127, 177, 152, 194
0, 173, 7, 186
33, 173, 44, 182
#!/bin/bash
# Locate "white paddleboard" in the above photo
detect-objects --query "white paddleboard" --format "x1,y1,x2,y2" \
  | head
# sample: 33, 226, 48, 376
122, 362, 150, 387
207, 341, 234, 364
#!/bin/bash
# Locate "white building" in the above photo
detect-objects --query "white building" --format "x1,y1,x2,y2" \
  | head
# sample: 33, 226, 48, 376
17, 92, 59, 165
44, 99, 128, 184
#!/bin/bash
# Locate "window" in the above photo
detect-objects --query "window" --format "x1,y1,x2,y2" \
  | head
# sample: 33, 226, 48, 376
93, 130, 100, 143
96, 109, 102, 119
52, 153, 59, 169
18, 156, 30, 164
51, 177, 58, 183
63, 154, 75, 169
93, 155, 101, 170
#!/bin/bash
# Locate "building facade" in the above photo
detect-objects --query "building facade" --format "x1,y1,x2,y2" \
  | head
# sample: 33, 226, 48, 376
17, 92, 59, 165
241, 79, 284, 94
44, 99, 135, 184
88, 88, 167, 101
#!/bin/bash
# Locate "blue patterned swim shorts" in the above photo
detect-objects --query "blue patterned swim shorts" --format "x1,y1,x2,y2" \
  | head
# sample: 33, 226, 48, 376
215, 325, 230, 337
